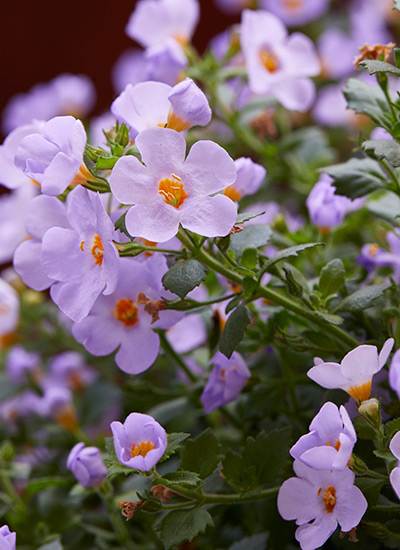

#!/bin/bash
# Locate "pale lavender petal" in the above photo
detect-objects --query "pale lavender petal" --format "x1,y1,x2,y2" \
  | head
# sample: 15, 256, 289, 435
390, 467, 400, 500
109, 155, 155, 205
72, 315, 121, 356
309, 402, 342, 441
378, 338, 395, 368
125, 202, 180, 242
277, 477, 319, 524
272, 77, 316, 112
135, 126, 186, 176
42, 116, 86, 160
13, 240, 54, 291
115, 327, 160, 374
179, 194, 237, 238
307, 362, 348, 389
390, 431, 400, 461
50, 275, 104, 323
290, 432, 320, 460
335, 485, 368, 531
340, 345, 380, 384
25, 195, 69, 239
299, 446, 339, 470
295, 515, 337, 550
41, 227, 84, 280
282, 33, 321, 77
41, 151, 80, 196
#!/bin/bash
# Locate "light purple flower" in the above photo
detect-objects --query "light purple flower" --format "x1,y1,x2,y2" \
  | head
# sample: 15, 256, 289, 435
110, 412, 167, 471
166, 313, 207, 354
317, 29, 356, 80
5, 346, 41, 384
67, 442, 107, 488
389, 431, 400, 500
49, 351, 96, 392
290, 402, 356, 471
109, 126, 237, 242
240, 10, 320, 111
260, 0, 330, 26
2, 73, 95, 135
307, 338, 394, 404
370, 127, 393, 141
0, 278, 19, 346
72, 255, 182, 375
201, 351, 250, 413
15, 115, 89, 196
0, 525, 16, 550
389, 349, 400, 400
126, 0, 199, 49
306, 174, 364, 231
278, 460, 367, 550
223, 157, 266, 202
41, 186, 120, 322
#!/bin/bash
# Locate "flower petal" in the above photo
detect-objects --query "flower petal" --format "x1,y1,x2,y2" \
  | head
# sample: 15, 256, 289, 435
135, 126, 186, 176
307, 362, 348, 390
179, 194, 237, 238
340, 345, 380, 385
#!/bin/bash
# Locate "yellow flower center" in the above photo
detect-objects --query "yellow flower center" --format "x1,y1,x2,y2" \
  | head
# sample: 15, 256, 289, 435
347, 381, 372, 405
112, 299, 139, 327
158, 174, 188, 208
80, 234, 104, 266
223, 185, 242, 202
167, 112, 191, 132
368, 243, 380, 258
131, 441, 155, 458
318, 485, 337, 514
259, 49, 280, 73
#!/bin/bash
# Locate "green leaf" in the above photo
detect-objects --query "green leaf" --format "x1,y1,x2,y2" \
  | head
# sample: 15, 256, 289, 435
105, 437, 138, 478
343, 77, 392, 129
363, 140, 400, 167
360, 59, 400, 77
333, 282, 392, 313
154, 471, 202, 487
155, 508, 213, 550
373, 449, 396, 462
323, 157, 386, 199
159, 432, 190, 463
386, 418, 400, 439
395, 47, 400, 67
243, 276, 258, 296
225, 295, 242, 314
235, 211, 265, 224
95, 156, 120, 170
162, 259, 207, 300
241, 247, 258, 270
221, 450, 257, 492
353, 416, 377, 440
114, 212, 132, 239
367, 192, 400, 227
219, 304, 250, 358
180, 428, 222, 479
355, 477, 385, 507
229, 532, 269, 550
319, 259, 345, 297
262, 242, 323, 272
313, 311, 344, 326
283, 267, 303, 298
25, 477, 69, 500
229, 225, 272, 260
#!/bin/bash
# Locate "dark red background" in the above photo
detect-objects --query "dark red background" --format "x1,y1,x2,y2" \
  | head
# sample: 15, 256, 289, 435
0, 0, 238, 129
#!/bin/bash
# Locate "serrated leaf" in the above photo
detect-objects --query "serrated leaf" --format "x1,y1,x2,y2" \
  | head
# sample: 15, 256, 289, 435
162, 259, 206, 300
319, 259, 345, 297
180, 428, 222, 479
219, 304, 250, 358
236, 211, 265, 224
229, 225, 272, 260
323, 157, 386, 199
386, 418, 400, 439
241, 247, 258, 270
221, 450, 257, 492
159, 432, 190, 463
333, 282, 391, 313
360, 59, 400, 77
343, 78, 392, 129
262, 242, 323, 272
363, 140, 400, 167
154, 471, 202, 486
105, 437, 138, 478
229, 532, 269, 550
25, 477, 69, 500
155, 508, 213, 550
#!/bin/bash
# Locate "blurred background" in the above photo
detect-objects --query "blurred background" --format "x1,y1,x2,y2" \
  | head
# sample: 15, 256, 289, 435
0, 0, 238, 136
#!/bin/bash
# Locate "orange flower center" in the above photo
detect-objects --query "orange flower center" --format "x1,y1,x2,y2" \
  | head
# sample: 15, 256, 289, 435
259, 49, 280, 73
347, 381, 371, 405
368, 243, 380, 258
131, 441, 155, 458
318, 485, 337, 514
167, 112, 191, 132
158, 174, 188, 208
223, 185, 242, 202
327, 440, 341, 452
113, 299, 139, 327
283, 0, 303, 11
80, 234, 104, 266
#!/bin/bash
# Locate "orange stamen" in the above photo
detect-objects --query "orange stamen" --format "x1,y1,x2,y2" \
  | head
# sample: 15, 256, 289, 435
347, 381, 371, 405
322, 485, 337, 514
131, 441, 155, 458
91, 235, 104, 266
223, 186, 242, 202
113, 299, 139, 327
167, 112, 191, 132
259, 49, 280, 72
158, 174, 188, 208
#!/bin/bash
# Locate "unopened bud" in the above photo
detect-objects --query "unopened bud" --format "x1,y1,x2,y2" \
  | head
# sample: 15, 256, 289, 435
358, 398, 379, 420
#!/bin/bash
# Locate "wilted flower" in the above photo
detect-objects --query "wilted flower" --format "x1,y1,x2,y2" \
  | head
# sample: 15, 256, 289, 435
278, 460, 367, 550
67, 442, 107, 488
111, 412, 167, 471
307, 338, 394, 404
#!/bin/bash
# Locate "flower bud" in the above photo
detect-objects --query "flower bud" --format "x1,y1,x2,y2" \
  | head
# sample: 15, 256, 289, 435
67, 442, 107, 488
358, 398, 380, 421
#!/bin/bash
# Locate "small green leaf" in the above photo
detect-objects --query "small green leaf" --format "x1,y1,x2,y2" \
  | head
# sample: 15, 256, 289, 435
95, 156, 120, 170
154, 471, 201, 487
363, 140, 400, 167
313, 311, 344, 326
229, 225, 272, 260
319, 259, 345, 297
114, 212, 132, 239
241, 247, 258, 270
221, 450, 257, 492
333, 282, 391, 313
219, 304, 250, 358
262, 242, 323, 272
373, 449, 396, 462
162, 259, 207, 300
343, 78, 392, 129
105, 437, 138, 478
386, 418, 400, 439
180, 428, 222, 479
323, 157, 386, 199
353, 416, 377, 440
225, 295, 242, 314
155, 508, 213, 550
243, 276, 258, 296
367, 192, 400, 227
283, 267, 303, 298
235, 211, 265, 224
159, 432, 190, 463
360, 59, 400, 77
395, 48, 400, 67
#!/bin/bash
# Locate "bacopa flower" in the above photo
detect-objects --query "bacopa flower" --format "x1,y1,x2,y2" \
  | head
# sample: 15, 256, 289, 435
0, 278, 19, 349
201, 351, 250, 413
110, 412, 167, 471
125, 0, 199, 49
389, 349, 400, 400
290, 402, 356, 471
240, 9, 320, 112
5, 346, 41, 384
389, 431, 400, 500
67, 442, 107, 488
0, 525, 16, 550
223, 157, 266, 202
261, 0, 330, 26
111, 78, 211, 139
109, 126, 237, 242
14, 115, 90, 196
278, 460, 367, 550
72, 255, 182, 375
307, 338, 394, 405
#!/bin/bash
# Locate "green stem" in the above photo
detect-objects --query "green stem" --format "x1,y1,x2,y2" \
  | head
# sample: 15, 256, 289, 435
0, 470, 26, 515
165, 292, 238, 311
158, 330, 198, 383
96, 485, 136, 549
177, 229, 359, 349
